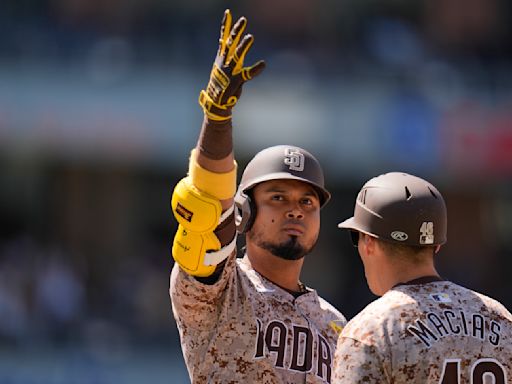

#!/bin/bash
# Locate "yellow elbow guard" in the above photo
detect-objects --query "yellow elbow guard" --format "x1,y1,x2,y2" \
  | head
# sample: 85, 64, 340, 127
171, 177, 234, 277
172, 226, 220, 277
172, 177, 221, 233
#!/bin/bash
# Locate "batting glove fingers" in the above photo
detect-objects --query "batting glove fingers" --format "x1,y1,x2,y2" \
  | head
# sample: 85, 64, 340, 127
199, 9, 266, 121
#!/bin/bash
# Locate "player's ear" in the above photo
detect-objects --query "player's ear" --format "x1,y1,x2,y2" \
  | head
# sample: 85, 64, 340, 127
363, 234, 377, 255
359, 233, 368, 244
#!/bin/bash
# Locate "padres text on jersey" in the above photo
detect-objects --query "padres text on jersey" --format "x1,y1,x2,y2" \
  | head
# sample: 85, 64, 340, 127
171, 254, 346, 384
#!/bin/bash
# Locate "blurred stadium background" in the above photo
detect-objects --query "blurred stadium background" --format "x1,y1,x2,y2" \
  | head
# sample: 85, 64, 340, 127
1, 0, 511, 382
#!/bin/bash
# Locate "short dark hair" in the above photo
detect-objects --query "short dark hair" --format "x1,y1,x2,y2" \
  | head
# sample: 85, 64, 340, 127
377, 238, 436, 265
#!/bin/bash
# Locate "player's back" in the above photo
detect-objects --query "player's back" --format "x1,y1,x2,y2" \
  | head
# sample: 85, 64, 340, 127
339, 280, 512, 383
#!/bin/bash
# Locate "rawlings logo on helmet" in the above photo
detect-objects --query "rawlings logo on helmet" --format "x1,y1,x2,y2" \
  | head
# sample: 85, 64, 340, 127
391, 231, 408, 241
284, 148, 305, 171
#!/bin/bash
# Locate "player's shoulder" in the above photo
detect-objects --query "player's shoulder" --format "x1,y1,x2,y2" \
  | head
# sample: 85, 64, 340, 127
470, 288, 512, 320
342, 292, 415, 336
340, 284, 453, 340
430, 280, 512, 318
317, 295, 347, 323
395, 280, 512, 323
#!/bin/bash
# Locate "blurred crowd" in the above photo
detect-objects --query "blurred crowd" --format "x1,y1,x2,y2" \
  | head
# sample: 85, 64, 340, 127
0, 165, 174, 349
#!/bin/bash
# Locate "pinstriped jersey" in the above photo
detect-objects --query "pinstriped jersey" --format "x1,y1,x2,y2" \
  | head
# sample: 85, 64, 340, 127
170, 253, 346, 384
332, 280, 512, 383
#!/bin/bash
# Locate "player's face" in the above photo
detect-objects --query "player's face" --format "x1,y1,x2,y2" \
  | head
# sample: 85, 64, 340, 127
247, 179, 321, 260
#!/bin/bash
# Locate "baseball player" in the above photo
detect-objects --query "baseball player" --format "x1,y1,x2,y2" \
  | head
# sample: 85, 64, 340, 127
170, 9, 346, 384
333, 172, 512, 383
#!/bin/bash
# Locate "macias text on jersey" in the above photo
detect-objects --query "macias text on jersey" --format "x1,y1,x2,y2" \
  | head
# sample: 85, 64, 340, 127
407, 310, 502, 348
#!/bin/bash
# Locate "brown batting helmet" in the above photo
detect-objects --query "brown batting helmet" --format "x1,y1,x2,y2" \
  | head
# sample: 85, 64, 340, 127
338, 172, 447, 246
235, 145, 331, 233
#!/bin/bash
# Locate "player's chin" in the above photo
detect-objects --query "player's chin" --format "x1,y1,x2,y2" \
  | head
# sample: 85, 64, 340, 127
276, 232, 301, 245
285, 234, 310, 249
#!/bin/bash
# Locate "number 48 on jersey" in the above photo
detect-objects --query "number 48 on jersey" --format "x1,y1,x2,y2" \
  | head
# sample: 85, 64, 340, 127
439, 358, 507, 383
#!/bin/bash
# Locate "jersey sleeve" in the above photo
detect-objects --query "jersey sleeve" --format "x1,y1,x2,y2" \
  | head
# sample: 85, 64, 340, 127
332, 336, 389, 383
170, 249, 237, 331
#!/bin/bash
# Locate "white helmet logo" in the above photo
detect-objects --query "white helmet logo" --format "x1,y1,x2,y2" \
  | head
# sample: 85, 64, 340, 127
391, 231, 408, 241
284, 148, 305, 171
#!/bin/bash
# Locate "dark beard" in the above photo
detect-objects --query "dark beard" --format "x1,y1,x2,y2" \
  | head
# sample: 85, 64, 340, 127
251, 233, 312, 260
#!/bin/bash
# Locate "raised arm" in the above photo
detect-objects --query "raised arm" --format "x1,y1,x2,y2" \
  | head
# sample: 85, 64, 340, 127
171, 9, 265, 278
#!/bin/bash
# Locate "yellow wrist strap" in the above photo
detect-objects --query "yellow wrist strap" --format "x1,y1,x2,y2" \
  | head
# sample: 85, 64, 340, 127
198, 90, 236, 122
188, 149, 237, 200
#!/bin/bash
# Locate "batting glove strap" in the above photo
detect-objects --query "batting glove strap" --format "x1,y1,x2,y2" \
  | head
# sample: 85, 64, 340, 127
198, 90, 235, 122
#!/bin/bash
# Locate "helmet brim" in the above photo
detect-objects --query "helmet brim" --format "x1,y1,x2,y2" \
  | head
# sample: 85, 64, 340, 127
337, 217, 381, 240
337, 217, 357, 230
243, 172, 331, 208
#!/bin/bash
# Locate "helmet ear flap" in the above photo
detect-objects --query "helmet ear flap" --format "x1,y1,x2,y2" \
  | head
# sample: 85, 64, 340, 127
235, 190, 257, 234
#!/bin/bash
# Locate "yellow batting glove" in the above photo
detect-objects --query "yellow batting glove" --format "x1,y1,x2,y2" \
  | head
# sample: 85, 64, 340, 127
199, 9, 266, 121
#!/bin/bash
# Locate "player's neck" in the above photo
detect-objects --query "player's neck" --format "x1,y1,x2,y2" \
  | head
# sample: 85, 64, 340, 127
386, 263, 440, 294
246, 245, 304, 292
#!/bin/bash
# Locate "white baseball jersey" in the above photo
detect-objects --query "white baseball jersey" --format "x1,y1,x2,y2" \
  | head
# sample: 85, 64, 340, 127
333, 278, 512, 383
170, 253, 346, 384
